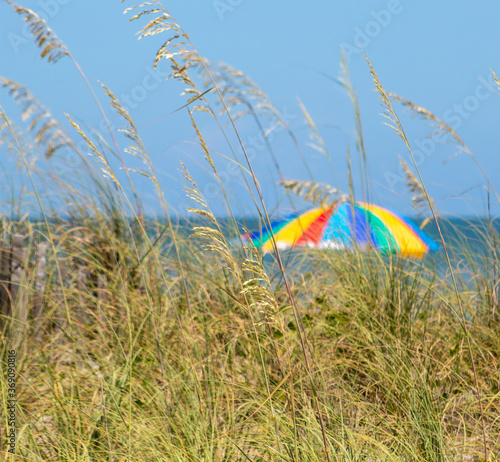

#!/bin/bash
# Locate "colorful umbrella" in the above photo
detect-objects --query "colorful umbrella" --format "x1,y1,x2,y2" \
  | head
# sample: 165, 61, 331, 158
242, 202, 439, 258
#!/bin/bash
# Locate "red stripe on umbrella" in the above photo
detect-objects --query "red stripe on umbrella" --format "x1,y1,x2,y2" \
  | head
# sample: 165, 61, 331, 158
296, 206, 334, 246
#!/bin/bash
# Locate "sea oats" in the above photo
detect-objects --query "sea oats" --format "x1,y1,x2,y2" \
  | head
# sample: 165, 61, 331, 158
280, 179, 346, 208
0, 78, 75, 158
4, 1, 69, 63
399, 156, 436, 229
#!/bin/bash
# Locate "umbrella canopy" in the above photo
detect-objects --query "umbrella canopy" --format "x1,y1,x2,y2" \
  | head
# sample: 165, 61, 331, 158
242, 202, 439, 258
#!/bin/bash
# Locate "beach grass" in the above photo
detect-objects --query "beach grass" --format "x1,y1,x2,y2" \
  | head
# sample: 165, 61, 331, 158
1, 1, 500, 460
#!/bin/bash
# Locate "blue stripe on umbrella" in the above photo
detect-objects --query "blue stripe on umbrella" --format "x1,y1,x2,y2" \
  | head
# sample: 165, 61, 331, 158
348, 204, 377, 248
321, 204, 352, 248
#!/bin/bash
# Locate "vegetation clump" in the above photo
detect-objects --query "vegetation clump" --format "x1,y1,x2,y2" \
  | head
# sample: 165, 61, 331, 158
1, 1, 499, 460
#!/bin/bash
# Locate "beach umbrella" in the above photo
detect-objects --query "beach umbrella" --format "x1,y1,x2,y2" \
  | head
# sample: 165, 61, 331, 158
242, 201, 439, 258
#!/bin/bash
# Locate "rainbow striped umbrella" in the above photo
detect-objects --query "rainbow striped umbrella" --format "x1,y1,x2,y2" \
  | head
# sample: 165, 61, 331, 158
242, 202, 439, 258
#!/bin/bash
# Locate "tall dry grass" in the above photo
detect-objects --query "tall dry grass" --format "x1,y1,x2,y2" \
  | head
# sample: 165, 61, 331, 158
0, 1, 499, 461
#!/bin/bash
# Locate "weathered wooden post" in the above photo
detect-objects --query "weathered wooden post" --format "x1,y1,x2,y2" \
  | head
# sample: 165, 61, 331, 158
0, 243, 12, 321
33, 242, 48, 339
11, 235, 28, 330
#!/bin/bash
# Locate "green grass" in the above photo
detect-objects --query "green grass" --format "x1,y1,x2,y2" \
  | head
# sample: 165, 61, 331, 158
1, 2, 500, 460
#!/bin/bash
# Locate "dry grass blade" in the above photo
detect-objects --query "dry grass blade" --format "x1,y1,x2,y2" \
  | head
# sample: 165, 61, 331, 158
281, 179, 346, 208
0, 77, 76, 158
123, 1, 190, 68
339, 50, 368, 199
297, 98, 330, 159
180, 162, 211, 219
0, 110, 31, 156
399, 157, 437, 229
101, 84, 154, 181
66, 115, 118, 186
186, 108, 281, 325
172, 57, 213, 115
123, 3, 211, 116
180, 161, 240, 278
4, 0, 69, 63
187, 109, 216, 174
208, 61, 284, 128
241, 247, 281, 329
389, 89, 499, 203
492, 69, 500, 92
389, 92, 467, 150
365, 58, 405, 144
365, 54, 437, 214
100, 83, 174, 242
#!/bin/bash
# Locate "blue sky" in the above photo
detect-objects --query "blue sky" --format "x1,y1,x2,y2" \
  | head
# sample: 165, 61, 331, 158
1, 0, 500, 218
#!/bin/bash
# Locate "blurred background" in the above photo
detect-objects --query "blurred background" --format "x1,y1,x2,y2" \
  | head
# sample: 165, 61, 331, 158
1, 0, 500, 218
